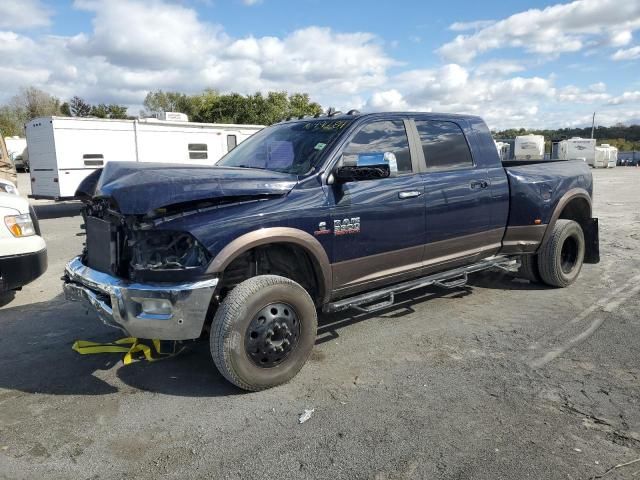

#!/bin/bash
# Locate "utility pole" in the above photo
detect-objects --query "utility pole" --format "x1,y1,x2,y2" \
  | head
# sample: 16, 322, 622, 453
591, 112, 595, 139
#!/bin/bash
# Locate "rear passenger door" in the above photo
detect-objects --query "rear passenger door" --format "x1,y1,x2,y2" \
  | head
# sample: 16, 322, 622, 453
414, 119, 501, 265
328, 119, 426, 292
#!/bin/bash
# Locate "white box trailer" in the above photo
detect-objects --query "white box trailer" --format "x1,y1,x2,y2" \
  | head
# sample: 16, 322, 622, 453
558, 137, 596, 165
25, 117, 263, 199
514, 134, 545, 160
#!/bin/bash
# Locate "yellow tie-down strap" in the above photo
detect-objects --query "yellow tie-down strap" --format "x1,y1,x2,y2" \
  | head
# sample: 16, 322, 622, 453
72, 337, 183, 364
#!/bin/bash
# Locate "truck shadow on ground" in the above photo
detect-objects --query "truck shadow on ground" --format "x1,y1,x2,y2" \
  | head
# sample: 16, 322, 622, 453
0, 280, 516, 398
467, 270, 550, 291
32, 201, 83, 220
0, 291, 16, 307
316, 286, 472, 345
0, 293, 239, 398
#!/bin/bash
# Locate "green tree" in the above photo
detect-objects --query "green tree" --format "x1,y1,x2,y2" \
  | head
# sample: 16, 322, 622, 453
89, 103, 128, 119
69, 96, 92, 117
0, 106, 24, 136
60, 102, 71, 116
11, 86, 62, 120
288, 93, 322, 119
0, 86, 62, 135
142, 90, 195, 118
106, 104, 129, 119
90, 104, 109, 118
191, 90, 324, 125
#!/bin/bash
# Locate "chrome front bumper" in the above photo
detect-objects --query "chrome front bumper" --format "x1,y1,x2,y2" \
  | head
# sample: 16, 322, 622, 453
63, 257, 218, 340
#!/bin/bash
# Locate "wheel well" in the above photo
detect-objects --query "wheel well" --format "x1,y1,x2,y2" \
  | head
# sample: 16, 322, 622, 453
558, 197, 591, 231
217, 243, 324, 306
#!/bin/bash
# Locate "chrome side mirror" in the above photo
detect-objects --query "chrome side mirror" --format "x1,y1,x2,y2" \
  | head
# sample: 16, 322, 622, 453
334, 152, 397, 182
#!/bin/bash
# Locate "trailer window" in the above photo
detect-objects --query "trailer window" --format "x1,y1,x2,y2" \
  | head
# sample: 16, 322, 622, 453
227, 135, 237, 152
415, 120, 473, 170
83, 154, 104, 166
188, 143, 208, 160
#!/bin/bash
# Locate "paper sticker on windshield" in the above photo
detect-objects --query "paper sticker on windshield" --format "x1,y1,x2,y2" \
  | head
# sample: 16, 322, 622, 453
303, 120, 350, 131
314, 142, 327, 151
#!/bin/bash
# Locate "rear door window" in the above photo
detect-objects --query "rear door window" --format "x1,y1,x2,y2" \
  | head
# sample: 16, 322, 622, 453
415, 120, 473, 170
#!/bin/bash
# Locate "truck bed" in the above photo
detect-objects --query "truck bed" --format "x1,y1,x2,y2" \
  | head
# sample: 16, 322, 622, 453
503, 159, 593, 229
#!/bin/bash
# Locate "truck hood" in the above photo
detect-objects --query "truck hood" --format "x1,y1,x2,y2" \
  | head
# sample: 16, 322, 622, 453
0, 191, 29, 214
77, 161, 298, 215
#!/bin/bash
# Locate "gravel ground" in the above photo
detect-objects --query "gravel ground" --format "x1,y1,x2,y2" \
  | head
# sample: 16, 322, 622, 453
1, 169, 639, 480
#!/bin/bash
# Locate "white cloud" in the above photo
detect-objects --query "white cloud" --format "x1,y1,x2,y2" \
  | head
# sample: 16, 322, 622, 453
0, 0, 635, 130
0, 0, 52, 29
438, 0, 640, 63
609, 30, 632, 47
366, 90, 409, 111
608, 91, 640, 105
449, 20, 496, 32
241, 0, 262, 5
474, 60, 525, 77
0, 0, 394, 110
612, 45, 640, 60
71, 0, 225, 70
556, 85, 611, 103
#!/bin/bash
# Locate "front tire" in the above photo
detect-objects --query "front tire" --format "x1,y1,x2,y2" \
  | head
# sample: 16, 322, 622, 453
210, 275, 317, 391
537, 220, 585, 287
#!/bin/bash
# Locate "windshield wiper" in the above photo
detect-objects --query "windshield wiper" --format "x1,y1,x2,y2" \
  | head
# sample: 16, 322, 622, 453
232, 165, 267, 170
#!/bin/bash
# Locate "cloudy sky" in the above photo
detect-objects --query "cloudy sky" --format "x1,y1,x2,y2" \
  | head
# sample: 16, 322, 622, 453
1, 0, 639, 129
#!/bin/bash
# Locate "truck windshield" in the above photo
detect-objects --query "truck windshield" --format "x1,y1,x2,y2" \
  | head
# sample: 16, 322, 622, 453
216, 119, 353, 175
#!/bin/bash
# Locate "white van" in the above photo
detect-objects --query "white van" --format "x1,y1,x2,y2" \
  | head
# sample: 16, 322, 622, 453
0, 182, 47, 294
26, 116, 264, 199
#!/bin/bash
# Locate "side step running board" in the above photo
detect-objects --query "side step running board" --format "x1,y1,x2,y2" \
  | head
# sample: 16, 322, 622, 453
323, 256, 519, 314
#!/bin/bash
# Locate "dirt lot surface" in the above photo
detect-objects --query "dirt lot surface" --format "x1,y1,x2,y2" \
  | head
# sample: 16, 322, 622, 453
1, 169, 639, 479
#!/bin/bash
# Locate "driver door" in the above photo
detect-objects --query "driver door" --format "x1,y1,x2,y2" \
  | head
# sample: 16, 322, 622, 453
327, 119, 426, 295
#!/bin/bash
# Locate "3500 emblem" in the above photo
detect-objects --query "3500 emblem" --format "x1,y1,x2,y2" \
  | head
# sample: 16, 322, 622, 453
334, 217, 360, 236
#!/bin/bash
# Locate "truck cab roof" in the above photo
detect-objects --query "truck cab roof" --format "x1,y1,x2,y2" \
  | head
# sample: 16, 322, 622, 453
276, 111, 484, 125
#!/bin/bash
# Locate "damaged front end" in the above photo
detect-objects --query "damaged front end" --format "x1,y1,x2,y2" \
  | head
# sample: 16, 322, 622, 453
64, 162, 298, 340
63, 198, 218, 340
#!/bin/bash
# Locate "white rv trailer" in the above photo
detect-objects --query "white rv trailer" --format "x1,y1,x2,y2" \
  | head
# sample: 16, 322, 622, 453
594, 145, 609, 168
494, 141, 511, 162
607, 145, 618, 168
514, 134, 545, 160
25, 116, 263, 199
558, 137, 596, 166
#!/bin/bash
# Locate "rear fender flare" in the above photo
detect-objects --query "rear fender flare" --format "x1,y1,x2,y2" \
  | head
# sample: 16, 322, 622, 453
539, 188, 591, 250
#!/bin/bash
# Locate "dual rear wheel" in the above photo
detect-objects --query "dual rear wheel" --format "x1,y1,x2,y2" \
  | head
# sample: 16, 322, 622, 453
518, 219, 585, 288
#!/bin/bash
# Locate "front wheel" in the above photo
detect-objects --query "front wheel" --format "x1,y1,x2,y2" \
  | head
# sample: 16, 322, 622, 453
537, 219, 585, 287
210, 275, 317, 391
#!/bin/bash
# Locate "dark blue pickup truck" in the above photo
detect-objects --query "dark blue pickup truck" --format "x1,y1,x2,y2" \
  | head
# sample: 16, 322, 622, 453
64, 112, 599, 390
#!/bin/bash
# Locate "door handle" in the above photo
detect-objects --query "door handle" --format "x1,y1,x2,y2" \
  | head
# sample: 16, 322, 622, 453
398, 190, 422, 199
470, 180, 489, 189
